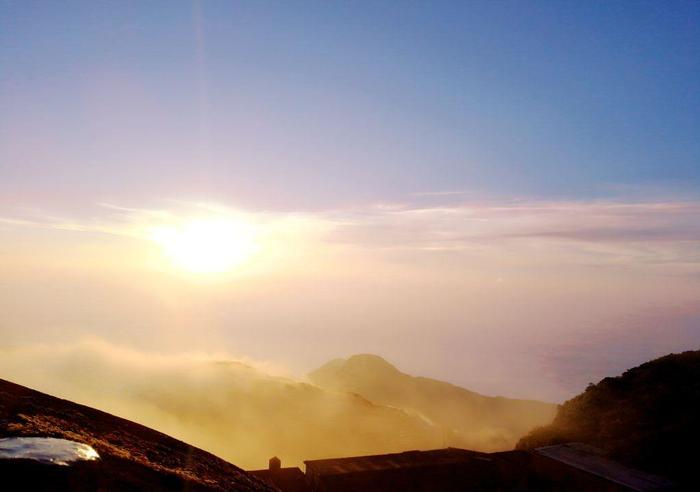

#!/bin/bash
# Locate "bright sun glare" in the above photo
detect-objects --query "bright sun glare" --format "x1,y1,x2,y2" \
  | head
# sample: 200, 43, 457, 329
150, 218, 259, 274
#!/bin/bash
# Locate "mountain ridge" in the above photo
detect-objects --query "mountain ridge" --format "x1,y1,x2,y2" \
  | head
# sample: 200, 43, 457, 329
309, 354, 557, 452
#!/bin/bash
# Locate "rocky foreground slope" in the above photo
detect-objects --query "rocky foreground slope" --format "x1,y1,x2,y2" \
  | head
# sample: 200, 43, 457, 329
0, 378, 275, 491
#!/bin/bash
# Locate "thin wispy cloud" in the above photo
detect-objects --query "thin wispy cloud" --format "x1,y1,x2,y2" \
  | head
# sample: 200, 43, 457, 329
410, 190, 474, 197
3, 199, 700, 273
323, 200, 700, 272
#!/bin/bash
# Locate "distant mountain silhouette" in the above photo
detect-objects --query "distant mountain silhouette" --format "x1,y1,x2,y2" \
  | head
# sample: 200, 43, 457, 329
517, 350, 700, 488
0, 343, 448, 469
309, 354, 557, 451
0, 343, 556, 470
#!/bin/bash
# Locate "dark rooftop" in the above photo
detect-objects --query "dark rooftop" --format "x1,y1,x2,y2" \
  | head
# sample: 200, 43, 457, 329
535, 443, 676, 492
249, 467, 309, 492
304, 447, 493, 476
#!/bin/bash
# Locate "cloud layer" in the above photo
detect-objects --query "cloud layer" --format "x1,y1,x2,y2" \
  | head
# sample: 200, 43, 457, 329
4, 198, 700, 272
1, 197, 699, 402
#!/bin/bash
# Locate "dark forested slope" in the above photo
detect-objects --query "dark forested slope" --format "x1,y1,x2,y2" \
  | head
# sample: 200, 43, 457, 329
517, 350, 700, 486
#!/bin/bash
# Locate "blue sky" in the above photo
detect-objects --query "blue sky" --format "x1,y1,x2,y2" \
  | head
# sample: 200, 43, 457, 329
1, 2, 700, 403
1, 0, 698, 210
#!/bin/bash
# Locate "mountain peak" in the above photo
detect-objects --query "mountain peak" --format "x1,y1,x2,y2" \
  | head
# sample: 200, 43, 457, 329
308, 354, 401, 386
344, 354, 399, 373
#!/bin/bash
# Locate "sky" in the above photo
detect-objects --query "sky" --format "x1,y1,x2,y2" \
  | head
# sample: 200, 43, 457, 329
1, 1, 699, 402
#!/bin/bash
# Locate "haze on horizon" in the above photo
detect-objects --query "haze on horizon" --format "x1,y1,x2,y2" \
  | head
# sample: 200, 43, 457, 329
1, 0, 699, 416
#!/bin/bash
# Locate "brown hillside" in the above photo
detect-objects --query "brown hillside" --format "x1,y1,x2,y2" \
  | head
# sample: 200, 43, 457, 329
0, 378, 276, 491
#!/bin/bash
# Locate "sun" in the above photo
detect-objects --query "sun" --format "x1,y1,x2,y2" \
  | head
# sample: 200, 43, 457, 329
150, 217, 259, 274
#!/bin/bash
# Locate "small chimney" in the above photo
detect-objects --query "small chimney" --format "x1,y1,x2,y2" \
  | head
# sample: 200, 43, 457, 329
269, 456, 281, 471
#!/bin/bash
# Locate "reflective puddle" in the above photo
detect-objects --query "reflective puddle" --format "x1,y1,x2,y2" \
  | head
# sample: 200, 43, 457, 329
0, 437, 99, 466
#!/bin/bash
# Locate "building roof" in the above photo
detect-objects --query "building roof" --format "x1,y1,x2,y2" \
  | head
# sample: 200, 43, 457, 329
304, 447, 493, 476
535, 443, 675, 492
249, 467, 308, 492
